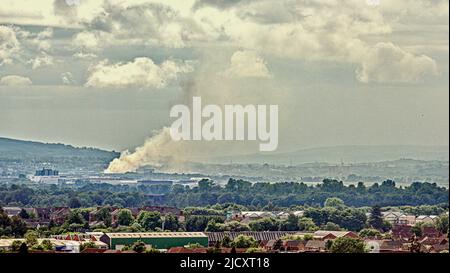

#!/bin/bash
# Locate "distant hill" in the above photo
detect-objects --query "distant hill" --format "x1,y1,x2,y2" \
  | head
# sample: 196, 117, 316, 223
209, 145, 449, 165
0, 137, 118, 159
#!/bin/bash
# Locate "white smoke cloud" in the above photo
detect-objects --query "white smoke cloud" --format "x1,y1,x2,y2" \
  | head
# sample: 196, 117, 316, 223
104, 50, 283, 174
105, 127, 192, 173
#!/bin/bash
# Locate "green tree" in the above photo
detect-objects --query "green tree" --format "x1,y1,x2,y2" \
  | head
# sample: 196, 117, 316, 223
323, 222, 341, 231
221, 235, 232, 248
163, 213, 180, 231
10, 216, 27, 237
224, 221, 250, 232
0, 207, 11, 227
66, 211, 85, 225
117, 209, 134, 226
198, 179, 215, 191
40, 239, 54, 251
368, 206, 384, 230
325, 240, 333, 250
145, 247, 161, 253
80, 241, 97, 251
18, 209, 30, 219
138, 211, 162, 231
132, 240, 147, 253
249, 218, 280, 231
381, 220, 393, 232
24, 230, 39, 246
231, 235, 259, 248
186, 243, 202, 249
298, 217, 318, 232
324, 198, 345, 208
11, 240, 23, 252
359, 228, 382, 238
435, 214, 449, 235
246, 247, 263, 253
68, 197, 82, 208
205, 220, 223, 232
18, 242, 28, 254
330, 237, 366, 253
95, 207, 112, 227
279, 214, 299, 231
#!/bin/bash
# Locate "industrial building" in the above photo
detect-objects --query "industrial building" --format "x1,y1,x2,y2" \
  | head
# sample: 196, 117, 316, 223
100, 232, 208, 250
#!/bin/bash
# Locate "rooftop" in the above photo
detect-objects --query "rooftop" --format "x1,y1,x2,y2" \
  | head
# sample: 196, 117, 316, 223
104, 232, 207, 238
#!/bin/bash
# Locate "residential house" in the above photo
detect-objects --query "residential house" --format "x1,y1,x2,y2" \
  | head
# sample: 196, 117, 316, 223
313, 230, 359, 240
382, 211, 416, 226
379, 240, 409, 253
263, 240, 282, 251
397, 215, 416, 226
416, 215, 438, 225
382, 211, 404, 225
392, 225, 413, 239
276, 212, 291, 220
421, 226, 442, 238
3, 207, 21, 217
304, 240, 327, 252
50, 207, 71, 225
283, 240, 306, 252
292, 211, 304, 218
240, 211, 276, 224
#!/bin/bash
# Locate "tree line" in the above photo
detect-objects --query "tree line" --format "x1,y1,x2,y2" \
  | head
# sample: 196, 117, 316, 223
0, 179, 448, 209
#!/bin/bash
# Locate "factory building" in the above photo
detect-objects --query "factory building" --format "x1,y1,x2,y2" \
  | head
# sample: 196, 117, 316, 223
99, 232, 208, 250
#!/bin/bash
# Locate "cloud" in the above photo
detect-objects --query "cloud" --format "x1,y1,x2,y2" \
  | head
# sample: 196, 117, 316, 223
0, 75, 32, 86
1, 0, 448, 86
29, 27, 53, 51
73, 51, 98, 59
61, 71, 76, 85
0, 25, 20, 66
85, 57, 194, 89
71, 31, 107, 52
193, 0, 250, 10
223, 50, 272, 79
28, 52, 55, 69
193, 0, 443, 84
53, 0, 78, 20
356, 42, 439, 83
73, 2, 208, 50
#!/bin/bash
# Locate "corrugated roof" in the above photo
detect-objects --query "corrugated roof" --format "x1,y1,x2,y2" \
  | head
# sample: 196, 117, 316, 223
105, 232, 207, 238
206, 231, 298, 243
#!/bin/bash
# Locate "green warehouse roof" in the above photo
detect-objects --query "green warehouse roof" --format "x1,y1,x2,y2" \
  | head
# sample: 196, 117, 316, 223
100, 232, 209, 250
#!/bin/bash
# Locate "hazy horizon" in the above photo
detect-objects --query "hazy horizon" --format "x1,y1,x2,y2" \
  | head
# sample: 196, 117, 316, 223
1, 0, 449, 172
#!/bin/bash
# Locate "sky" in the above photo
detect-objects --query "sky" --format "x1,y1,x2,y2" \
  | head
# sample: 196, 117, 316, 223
0, 0, 449, 163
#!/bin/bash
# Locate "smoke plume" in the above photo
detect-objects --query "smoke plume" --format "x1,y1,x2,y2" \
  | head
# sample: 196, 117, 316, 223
105, 50, 280, 174
105, 127, 194, 173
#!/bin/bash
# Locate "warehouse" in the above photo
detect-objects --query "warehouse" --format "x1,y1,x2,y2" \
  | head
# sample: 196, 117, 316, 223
100, 232, 208, 250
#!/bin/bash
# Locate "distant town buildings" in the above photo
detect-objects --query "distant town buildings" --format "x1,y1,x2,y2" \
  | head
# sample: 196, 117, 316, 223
28, 168, 60, 184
